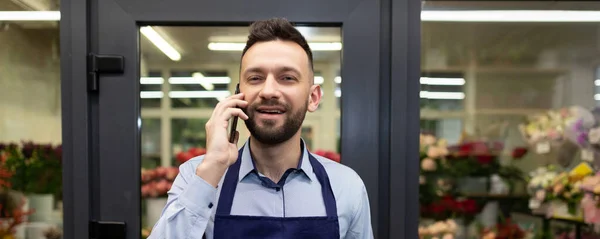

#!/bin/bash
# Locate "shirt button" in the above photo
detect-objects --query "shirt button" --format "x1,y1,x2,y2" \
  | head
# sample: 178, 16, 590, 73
275, 187, 281, 192
208, 203, 213, 208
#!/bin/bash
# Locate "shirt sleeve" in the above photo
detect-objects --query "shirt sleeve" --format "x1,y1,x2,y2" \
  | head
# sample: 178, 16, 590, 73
148, 158, 218, 239
346, 184, 374, 239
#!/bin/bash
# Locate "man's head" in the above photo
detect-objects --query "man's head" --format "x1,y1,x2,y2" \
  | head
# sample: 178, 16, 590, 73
239, 18, 321, 145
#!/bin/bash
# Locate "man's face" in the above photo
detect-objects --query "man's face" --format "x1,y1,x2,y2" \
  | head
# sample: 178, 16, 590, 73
240, 40, 321, 145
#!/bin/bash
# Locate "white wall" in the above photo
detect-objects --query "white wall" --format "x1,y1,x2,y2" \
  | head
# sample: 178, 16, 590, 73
0, 26, 61, 144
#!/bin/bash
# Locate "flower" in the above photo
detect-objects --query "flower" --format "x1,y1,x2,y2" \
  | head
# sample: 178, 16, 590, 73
589, 127, 600, 145
176, 147, 206, 165
423, 135, 437, 146
511, 147, 528, 159
421, 158, 437, 171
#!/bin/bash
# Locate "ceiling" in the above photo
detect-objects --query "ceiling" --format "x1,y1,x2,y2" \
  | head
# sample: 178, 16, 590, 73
422, 21, 600, 68
141, 26, 342, 66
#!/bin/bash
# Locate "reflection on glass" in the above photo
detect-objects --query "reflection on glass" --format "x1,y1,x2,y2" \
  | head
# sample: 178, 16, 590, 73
419, 2, 600, 238
139, 25, 342, 233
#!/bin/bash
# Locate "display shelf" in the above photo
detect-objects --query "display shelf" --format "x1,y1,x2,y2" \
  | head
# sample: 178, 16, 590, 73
512, 211, 588, 239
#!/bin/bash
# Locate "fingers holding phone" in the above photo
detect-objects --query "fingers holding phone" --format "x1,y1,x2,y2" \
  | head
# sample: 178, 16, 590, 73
204, 84, 248, 167
198, 85, 247, 187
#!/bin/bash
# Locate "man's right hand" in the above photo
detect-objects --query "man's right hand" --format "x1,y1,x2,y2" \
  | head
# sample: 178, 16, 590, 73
195, 92, 249, 187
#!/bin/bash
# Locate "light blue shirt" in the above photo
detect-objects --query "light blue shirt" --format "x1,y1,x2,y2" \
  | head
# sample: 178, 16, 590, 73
148, 139, 373, 239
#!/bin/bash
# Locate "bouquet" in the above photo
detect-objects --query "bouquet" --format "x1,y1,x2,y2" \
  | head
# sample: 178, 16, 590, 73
141, 167, 179, 198
480, 218, 528, 239
0, 142, 62, 198
579, 172, 600, 224
175, 147, 206, 165
519, 107, 573, 147
0, 195, 33, 238
418, 219, 457, 239
527, 166, 559, 210
444, 140, 502, 178
420, 195, 480, 221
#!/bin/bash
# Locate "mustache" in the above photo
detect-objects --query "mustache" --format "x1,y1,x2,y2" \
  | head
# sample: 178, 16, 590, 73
249, 99, 290, 111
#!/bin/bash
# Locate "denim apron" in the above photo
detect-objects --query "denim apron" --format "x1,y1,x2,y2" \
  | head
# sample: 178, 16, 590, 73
212, 148, 340, 239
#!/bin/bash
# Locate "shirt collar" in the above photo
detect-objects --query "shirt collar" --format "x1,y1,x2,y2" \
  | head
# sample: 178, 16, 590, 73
238, 138, 317, 183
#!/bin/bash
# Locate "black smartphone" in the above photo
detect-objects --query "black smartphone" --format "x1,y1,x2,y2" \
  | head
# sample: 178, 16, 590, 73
229, 83, 240, 143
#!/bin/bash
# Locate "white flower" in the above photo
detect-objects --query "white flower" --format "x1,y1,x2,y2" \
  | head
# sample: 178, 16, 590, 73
589, 127, 600, 144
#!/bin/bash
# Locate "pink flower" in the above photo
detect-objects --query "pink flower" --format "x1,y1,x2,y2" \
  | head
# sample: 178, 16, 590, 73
421, 158, 437, 171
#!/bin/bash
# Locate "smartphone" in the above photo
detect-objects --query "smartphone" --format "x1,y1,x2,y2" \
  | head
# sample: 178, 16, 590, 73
229, 83, 241, 143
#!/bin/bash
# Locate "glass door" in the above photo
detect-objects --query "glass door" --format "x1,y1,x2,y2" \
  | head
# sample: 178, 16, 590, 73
59, 0, 421, 238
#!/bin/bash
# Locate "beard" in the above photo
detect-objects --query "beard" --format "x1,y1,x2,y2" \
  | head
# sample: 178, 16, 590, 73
243, 99, 307, 145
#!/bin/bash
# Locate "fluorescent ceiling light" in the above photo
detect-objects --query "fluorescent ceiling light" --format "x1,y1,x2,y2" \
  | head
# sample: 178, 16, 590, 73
595, 94, 600, 101
335, 89, 341, 98
140, 26, 181, 61
192, 72, 215, 91
140, 91, 164, 99
140, 77, 164, 85
169, 91, 231, 98
334, 77, 342, 84
314, 77, 324, 85
167, 77, 231, 85
420, 91, 465, 100
208, 42, 342, 51
422, 10, 600, 22
309, 43, 342, 51
595, 79, 600, 86
420, 77, 465, 85
0, 11, 60, 21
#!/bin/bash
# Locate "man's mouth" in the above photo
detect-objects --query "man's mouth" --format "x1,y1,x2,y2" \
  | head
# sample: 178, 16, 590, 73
256, 106, 286, 115
258, 110, 284, 114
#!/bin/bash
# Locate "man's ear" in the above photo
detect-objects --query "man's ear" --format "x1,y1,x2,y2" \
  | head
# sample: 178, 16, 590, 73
307, 84, 321, 112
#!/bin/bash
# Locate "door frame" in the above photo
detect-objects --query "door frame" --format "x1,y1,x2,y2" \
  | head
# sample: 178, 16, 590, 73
60, 0, 421, 238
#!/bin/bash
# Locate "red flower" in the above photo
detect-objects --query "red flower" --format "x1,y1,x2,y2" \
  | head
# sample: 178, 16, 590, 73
511, 147, 528, 159
476, 154, 495, 164
313, 150, 341, 163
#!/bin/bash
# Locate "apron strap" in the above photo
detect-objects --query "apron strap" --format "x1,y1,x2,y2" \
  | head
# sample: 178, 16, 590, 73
308, 154, 338, 217
215, 148, 243, 216
216, 146, 338, 217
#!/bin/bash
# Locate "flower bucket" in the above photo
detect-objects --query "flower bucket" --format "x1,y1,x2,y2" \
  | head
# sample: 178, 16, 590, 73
26, 194, 53, 222
550, 201, 583, 221
456, 177, 488, 195
146, 198, 167, 228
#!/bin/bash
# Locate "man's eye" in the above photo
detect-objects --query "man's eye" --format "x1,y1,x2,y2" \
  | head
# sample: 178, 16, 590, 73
282, 76, 295, 81
249, 76, 262, 81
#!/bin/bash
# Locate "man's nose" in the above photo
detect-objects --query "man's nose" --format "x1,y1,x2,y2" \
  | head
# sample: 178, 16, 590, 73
258, 76, 280, 99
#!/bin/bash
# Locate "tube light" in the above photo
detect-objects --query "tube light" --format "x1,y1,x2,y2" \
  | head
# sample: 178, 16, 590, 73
7, 10, 600, 23
140, 91, 164, 99
169, 91, 231, 98
420, 91, 465, 100
192, 72, 215, 91
314, 77, 324, 84
421, 10, 600, 22
0, 11, 60, 21
208, 42, 342, 51
167, 77, 231, 85
595, 79, 600, 86
140, 26, 181, 61
140, 77, 164, 85
420, 77, 465, 85
595, 94, 600, 101
334, 77, 342, 84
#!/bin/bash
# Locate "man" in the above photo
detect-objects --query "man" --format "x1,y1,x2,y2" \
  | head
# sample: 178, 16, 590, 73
148, 18, 373, 239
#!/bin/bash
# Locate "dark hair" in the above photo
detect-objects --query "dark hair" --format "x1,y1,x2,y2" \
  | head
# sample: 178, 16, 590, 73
242, 18, 314, 72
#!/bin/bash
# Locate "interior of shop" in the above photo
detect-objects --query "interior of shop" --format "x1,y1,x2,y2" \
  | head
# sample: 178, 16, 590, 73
4, 0, 600, 238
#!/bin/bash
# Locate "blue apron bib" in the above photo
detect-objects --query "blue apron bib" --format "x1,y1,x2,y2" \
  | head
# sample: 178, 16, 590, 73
212, 148, 340, 239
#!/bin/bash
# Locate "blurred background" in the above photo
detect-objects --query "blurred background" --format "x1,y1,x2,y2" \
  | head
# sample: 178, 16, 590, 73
4, 0, 600, 238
